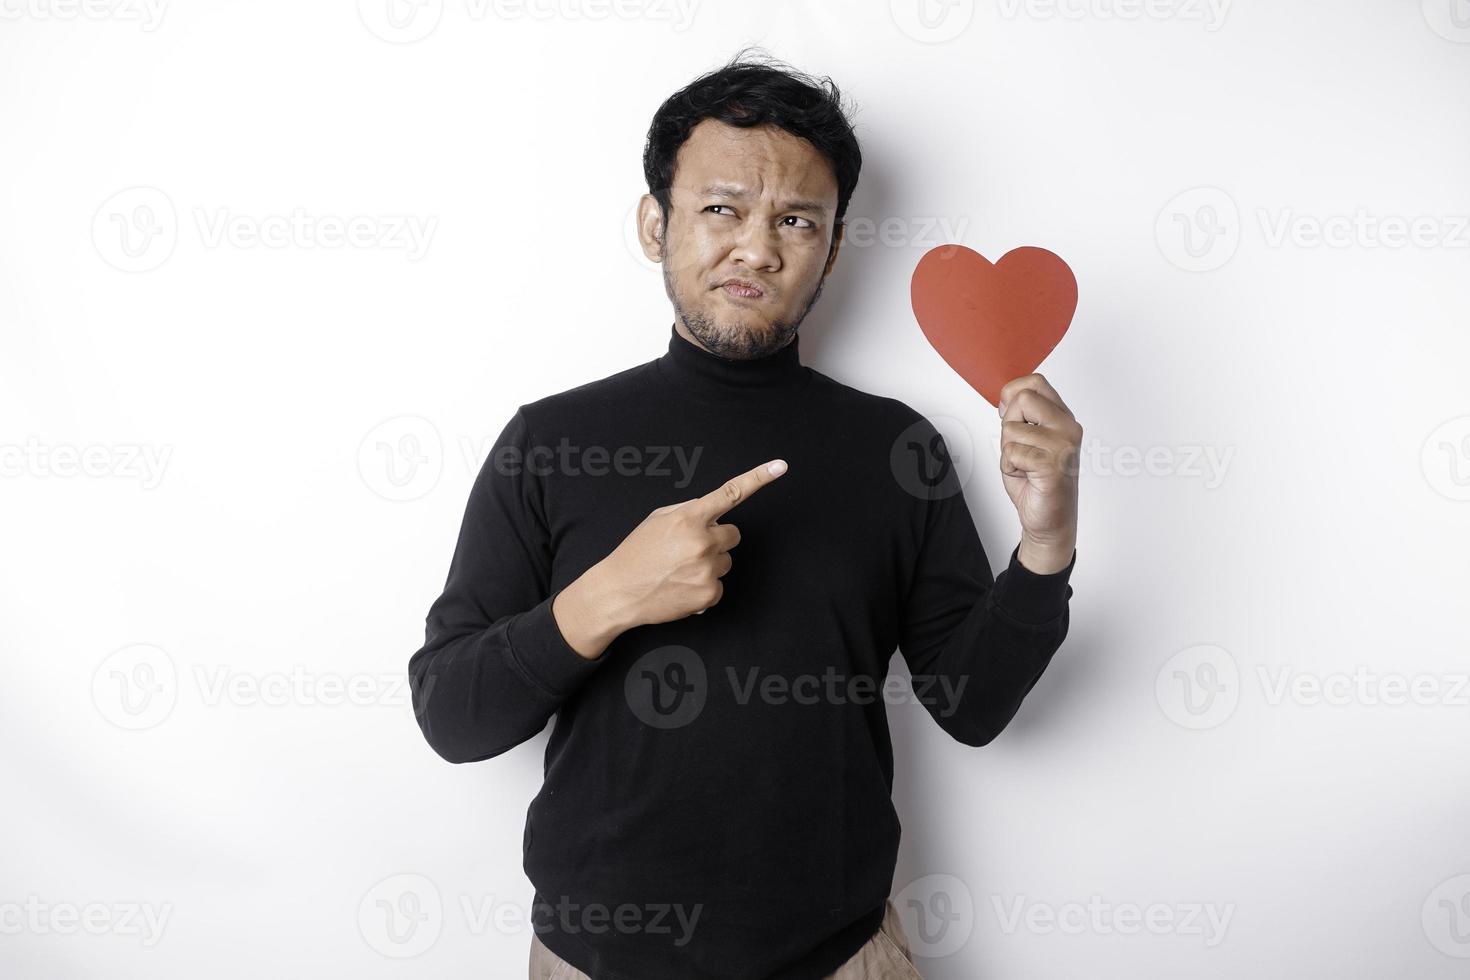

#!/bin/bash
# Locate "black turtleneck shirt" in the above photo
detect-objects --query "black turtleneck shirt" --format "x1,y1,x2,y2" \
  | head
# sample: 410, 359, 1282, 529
408, 324, 1076, 980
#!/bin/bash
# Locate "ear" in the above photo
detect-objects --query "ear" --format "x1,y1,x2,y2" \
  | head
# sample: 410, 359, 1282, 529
822, 221, 845, 278
636, 193, 665, 263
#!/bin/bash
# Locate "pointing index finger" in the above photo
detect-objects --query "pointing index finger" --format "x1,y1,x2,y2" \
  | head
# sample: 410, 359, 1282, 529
694, 459, 788, 522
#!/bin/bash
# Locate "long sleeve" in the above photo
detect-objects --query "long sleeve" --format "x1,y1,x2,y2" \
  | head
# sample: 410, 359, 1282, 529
897, 432, 1076, 747
408, 407, 606, 764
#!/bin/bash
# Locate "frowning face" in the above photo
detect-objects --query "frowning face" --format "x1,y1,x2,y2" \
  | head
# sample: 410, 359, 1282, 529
637, 118, 844, 360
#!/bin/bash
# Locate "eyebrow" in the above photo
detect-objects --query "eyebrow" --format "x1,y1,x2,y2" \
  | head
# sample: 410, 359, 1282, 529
699, 182, 830, 217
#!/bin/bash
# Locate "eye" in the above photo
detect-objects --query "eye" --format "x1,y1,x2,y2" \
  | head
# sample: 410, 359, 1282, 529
704, 205, 735, 216
782, 216, 816, 229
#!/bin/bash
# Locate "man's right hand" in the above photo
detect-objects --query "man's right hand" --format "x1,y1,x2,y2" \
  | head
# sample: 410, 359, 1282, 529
552, 458, 789, 659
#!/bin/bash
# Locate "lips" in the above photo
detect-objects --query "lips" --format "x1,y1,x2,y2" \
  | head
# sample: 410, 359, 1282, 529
719, 279, 765, 299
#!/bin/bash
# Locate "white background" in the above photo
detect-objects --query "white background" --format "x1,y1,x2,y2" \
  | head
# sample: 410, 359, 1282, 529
3, 1, 1469, 977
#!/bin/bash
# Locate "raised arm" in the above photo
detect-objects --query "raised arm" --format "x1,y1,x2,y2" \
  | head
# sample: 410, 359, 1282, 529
897, 471, 1075, 746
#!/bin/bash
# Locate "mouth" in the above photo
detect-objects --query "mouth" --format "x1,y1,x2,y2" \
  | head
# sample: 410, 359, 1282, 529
718, 279, 766, 300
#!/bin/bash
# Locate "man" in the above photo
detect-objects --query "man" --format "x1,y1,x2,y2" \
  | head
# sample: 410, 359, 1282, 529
409, 51, 1081, 980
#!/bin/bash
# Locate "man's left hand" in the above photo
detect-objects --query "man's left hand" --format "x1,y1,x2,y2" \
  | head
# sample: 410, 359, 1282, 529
997, 373, 1082, 575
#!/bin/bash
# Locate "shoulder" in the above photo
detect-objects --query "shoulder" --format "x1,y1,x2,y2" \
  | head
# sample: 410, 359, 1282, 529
807, 368, 942, 436
514, 358, 660, 435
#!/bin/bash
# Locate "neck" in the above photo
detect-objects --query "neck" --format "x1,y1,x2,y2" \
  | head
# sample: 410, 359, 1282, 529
656, 321, 810, 398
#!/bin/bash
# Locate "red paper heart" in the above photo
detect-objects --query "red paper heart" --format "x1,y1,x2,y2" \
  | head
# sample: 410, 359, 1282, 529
910, 244, 1077, 407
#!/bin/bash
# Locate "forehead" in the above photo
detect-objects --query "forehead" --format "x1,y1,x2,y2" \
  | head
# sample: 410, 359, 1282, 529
671, 118, 837, 204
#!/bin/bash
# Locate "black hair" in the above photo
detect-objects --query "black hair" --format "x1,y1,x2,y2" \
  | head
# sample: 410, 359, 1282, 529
642, 47, 863, 237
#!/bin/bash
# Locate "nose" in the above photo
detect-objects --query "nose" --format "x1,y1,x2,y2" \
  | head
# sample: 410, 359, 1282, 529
728, 216, 781, 273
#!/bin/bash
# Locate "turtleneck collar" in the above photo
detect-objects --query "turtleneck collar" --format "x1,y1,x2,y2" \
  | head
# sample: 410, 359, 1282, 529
655, 322, 811, 398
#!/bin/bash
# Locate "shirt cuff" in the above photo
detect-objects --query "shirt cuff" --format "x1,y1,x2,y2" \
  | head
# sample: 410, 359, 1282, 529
991, 544, 1076, 626
506, 587, 606, 697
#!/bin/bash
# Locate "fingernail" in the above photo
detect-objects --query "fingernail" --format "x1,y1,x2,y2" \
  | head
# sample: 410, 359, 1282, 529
767, 460, 787, 476
998, 401, 1007, 416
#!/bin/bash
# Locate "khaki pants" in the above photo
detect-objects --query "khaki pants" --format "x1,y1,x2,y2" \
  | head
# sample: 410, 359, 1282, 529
528, 898, 922, 979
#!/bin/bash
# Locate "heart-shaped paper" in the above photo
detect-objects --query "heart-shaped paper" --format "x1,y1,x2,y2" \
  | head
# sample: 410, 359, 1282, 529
910, 244, 1077, 407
